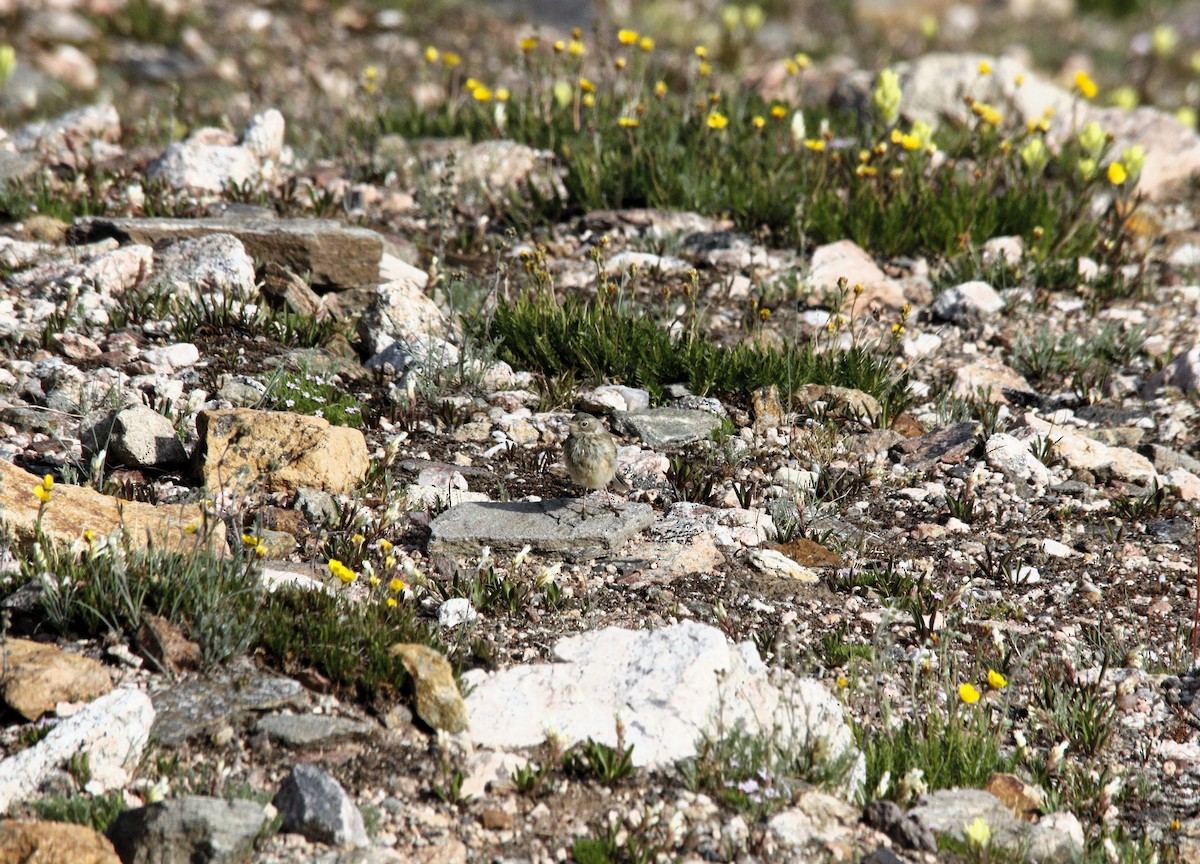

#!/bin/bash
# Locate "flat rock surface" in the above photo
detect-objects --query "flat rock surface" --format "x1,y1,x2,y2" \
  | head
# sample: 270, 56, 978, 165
0, 638, 112, 721
0, 458, 222, 553
428, 499, 655, 560
71, 217, 385, 289
150, 667, 308, 747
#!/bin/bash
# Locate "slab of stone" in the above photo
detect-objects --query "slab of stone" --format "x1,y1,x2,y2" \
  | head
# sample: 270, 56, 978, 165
71, 217, 385, 289
767, 790, 860, 859
149, 233, 258, 302
150, 668, 308, 747
462, 621, 861, 785
106, 796, 270, 864
808, 240, 908, 310
1022, 413, 1157, 485
428, 499, 655, 561
909, 789, 1083, 863
952, 358, 1036, 404
273, 764, 368, 848
611, 408, 722, 448
80, 405, 188, 470
1, 638, 113, 720
194, 409, 370, 495
388, 643, 466, 733
0, 458, 222, 553
747, 548, 819, 583
984, 432, 1051, 486
890, 423, 979, 473
0, 688, 153, 812
0, 820, 121, 864
255, 714, 374, 748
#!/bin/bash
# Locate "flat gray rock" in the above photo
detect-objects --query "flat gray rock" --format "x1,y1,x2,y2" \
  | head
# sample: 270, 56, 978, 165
909, 789, 1083, 863
428, 499, 655, 561
107, 796, 270, 864
611, 408, 722, 448
80, 405, 188, 469
890, 422, 979, 473
70, 217, 384, 289
255, 714, 374, 748
151, 667, 308, 747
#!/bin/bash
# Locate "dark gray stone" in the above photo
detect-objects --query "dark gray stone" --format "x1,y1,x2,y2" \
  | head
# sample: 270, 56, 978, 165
254, 714, 373, 748
890, 422, 979, 473
150, 666, 308, 747
273, 763, 368, 848
106, 796, 269, 864
862, 800, 937, 852
429, 499, 655, 561
611, 408, 722, 448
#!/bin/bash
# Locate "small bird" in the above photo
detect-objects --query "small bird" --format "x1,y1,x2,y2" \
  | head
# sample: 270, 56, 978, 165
563, 411, 622, 514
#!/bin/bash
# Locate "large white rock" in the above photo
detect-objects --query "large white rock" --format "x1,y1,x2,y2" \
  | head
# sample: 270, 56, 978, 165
463, 621, 861, 787
0, 688, 154, 812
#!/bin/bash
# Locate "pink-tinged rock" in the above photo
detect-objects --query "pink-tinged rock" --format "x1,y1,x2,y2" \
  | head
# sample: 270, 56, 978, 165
241, 109, 285, 160
148, 142, 259, 193
79, 244, 153, 297
952, 358, 1035, 402
1163, 467, 1200, 501
139, 342, 200, 371
35, 44, 98, 90
809, 240, 908, 310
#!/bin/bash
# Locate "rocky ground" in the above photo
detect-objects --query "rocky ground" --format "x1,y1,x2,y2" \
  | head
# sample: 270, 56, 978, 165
4, 0, 1200, 863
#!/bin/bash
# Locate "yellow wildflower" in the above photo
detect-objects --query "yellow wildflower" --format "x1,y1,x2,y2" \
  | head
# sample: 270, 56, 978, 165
472, 85, 493, 102
1152, 24, 1178, 58
442, 52, 461, 67
553, 40, 565, 53
752, 115, 765, 129
965, 817, 991, 848
617, 28, 638, 45
978, 60, 992, 75
568, 40, 585, 57
836, 675, 848, 689
519, 36, 538, 53
618, 117, 639, 127
369, 575, 381, 587
1120, 143, 1145, 178
784, 59, 798, 76
241, 533, 259, 547
351, 533, 365, 545
639, 36, 654, 52
578, 77, 596, 93
706, 110, 728, 129
959, 683, 982, 704
424, 46, 439, 64
1014, 73, 1025, 86
583, 93, 595, 108
1073, 70, 1097, 100
987, 669, 1008, 689
389, 577, 406, 593
614, 56, 627, 71
34, 485, 51, 503
794, 52, 811, 70
698, 61, 712, 76
496, 87, 510, 102
972, 102, 1001, 126
1107, 161, 1127, 185
83, 529, 95, 543
654, 80, 668, 98
805, 138, 826, 151
770, 105, 787, 119
42, 474, 54, 492
872, 68, 901, 127
329, 559, 357, 584
386, 597, 398, 607
694, 45, 708, 58
856, 165, 877, 177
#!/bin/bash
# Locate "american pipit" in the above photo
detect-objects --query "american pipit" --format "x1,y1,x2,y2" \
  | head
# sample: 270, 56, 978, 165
564, 411, 621, 514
